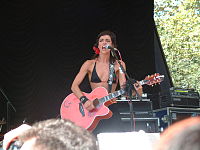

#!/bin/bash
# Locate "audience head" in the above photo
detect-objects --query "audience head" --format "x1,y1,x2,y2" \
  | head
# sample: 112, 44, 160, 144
6, 118, 98, 150
154, 116, 200, 150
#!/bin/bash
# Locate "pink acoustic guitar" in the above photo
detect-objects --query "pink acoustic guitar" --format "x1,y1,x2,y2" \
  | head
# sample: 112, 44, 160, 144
60, 73, 164, 131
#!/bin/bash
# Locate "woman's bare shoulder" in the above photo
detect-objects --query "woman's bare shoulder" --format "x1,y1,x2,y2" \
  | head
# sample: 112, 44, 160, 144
84, 59, 95, 65
81, 59, 95, 69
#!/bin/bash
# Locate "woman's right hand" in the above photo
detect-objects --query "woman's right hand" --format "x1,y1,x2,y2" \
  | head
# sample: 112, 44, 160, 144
83, 100, 95, 111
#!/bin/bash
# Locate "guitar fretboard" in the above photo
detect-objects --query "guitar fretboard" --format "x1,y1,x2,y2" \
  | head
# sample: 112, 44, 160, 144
97, 80, 146, 105
139, 80, 146, 85
96, 74, 164, 106
98, 89, 125, 105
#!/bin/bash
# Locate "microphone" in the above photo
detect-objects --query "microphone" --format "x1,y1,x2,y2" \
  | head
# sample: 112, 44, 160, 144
103, 45, 118, 51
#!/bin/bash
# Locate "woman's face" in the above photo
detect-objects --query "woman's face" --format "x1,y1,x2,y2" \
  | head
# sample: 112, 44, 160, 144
98, 35, 113, 53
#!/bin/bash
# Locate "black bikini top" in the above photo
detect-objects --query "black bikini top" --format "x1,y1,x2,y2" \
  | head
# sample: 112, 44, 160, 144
91, 62, 117, 83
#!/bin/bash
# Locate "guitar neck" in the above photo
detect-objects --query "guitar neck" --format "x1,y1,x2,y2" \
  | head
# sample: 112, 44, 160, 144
139, 80, 147, 86
98, 89, 125, 105
97, 80, 145, 105
96, 74, 163, 106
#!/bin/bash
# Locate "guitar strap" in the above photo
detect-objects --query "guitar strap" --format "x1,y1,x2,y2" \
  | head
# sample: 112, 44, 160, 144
107, 63, 115, 93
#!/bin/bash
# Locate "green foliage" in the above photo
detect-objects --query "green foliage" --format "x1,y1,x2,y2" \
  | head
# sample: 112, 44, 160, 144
154, 0, 200, 93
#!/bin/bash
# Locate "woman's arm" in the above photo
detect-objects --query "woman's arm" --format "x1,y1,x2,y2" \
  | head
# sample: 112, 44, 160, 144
71, 60, 89, 99
133, 81, 143, 96
71, 60, 95, 111
118, 60, 143, 96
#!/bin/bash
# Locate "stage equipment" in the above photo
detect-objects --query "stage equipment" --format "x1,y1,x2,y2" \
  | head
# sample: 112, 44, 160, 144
153, 107, 200, 130
161, 87, 200, 108
0, 118, 6, 141
0, 87, 16, 132
116, 99, 160, 133
116, 99, 153, 118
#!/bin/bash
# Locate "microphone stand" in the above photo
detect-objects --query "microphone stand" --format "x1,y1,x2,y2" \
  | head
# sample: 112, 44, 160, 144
0, 87, 16, 132
110, 48, 142, 132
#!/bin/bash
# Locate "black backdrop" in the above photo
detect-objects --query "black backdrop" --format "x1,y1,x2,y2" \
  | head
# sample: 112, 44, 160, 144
0, 0, 158, 129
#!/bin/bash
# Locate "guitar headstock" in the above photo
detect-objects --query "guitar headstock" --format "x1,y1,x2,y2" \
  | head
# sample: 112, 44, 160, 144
144, 73, 164, 86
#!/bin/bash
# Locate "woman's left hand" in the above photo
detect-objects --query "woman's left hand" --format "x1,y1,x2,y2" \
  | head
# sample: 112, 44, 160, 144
133, 81, 143, 96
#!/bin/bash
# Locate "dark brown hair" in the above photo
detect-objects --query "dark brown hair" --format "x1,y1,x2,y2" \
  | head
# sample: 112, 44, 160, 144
92, 30, 117, 64
95, 30, 117, 48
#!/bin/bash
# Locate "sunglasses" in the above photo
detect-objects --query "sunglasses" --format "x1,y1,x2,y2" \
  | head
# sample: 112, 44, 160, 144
7, 140, 23, 150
